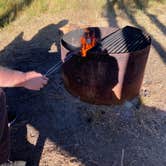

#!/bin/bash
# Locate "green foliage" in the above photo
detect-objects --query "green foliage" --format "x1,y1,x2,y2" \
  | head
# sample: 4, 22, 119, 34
0, 0, 165, 28
0, 0, 33, 27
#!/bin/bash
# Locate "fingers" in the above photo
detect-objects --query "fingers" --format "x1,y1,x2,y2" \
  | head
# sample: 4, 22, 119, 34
41, 76, 48, 85
31, 71, 49, 85
43, 76, 48, 80
40, 75, 49, 89
23, 71, 49, 91
40, 84, 44, 89
42, 75, 49, 81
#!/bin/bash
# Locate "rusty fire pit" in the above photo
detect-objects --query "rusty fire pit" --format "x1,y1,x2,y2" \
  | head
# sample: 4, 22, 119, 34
61, 26, 151, 105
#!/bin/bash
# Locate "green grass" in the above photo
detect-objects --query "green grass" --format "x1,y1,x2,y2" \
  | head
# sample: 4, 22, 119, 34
0, 0, 105, 27
0, 0, 34, 27
0, 0, 165, 28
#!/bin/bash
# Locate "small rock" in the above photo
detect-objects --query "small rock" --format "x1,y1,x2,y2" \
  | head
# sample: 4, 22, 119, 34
140, 88, 151, 97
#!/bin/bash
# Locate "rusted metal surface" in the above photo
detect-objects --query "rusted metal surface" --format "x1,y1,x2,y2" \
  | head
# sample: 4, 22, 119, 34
61, 26, 151, 105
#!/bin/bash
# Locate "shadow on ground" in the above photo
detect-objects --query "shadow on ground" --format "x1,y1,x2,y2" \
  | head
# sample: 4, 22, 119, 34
104, 0, 166, 63
0, 3, 165, 165
0, 19, 68, 165
0, 22, 165, 166
9, 90, 166, 166
102, 0, 118, 27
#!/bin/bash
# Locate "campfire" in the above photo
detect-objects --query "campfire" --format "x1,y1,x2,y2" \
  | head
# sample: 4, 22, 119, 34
80, 28, 98, 57
61, 26, 151, 105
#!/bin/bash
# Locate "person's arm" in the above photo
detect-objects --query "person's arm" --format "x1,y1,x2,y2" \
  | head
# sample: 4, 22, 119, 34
0, 66, 48, 90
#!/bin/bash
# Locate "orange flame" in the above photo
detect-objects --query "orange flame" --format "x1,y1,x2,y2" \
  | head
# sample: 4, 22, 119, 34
80, 28, 97, 57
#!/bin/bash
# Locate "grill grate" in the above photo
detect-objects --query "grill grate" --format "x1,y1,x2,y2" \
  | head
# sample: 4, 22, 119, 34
101, 26, 151, 54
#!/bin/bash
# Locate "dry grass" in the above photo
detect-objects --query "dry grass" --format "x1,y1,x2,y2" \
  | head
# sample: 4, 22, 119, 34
0, 0, 106, 27
0, 0, 165, 28
0, 1, 166, 165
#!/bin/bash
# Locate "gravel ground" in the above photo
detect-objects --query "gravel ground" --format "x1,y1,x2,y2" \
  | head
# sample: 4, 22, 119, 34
0, 1, 166, 166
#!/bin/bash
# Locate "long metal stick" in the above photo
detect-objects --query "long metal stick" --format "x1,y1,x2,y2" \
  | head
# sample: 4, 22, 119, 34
44, 52, 76, 77
44, 61, 62, 76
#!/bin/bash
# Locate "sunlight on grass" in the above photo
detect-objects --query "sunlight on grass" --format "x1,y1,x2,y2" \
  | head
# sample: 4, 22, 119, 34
0, 0, 106, 27
0, 0, 34, 27
0, 0, 165, 28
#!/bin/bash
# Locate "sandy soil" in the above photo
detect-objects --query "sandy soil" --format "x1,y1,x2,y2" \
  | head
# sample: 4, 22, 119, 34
0, 1, 166, 166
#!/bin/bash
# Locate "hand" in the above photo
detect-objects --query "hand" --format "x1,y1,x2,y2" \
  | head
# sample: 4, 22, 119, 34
22, 71, 48, 91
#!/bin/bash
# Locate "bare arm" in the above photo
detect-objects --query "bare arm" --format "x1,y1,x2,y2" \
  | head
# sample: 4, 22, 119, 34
0, 66, 48, 90
0, 66, 26, 87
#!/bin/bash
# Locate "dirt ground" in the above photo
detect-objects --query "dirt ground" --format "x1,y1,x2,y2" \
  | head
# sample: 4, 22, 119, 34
0, 1, 166, 166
